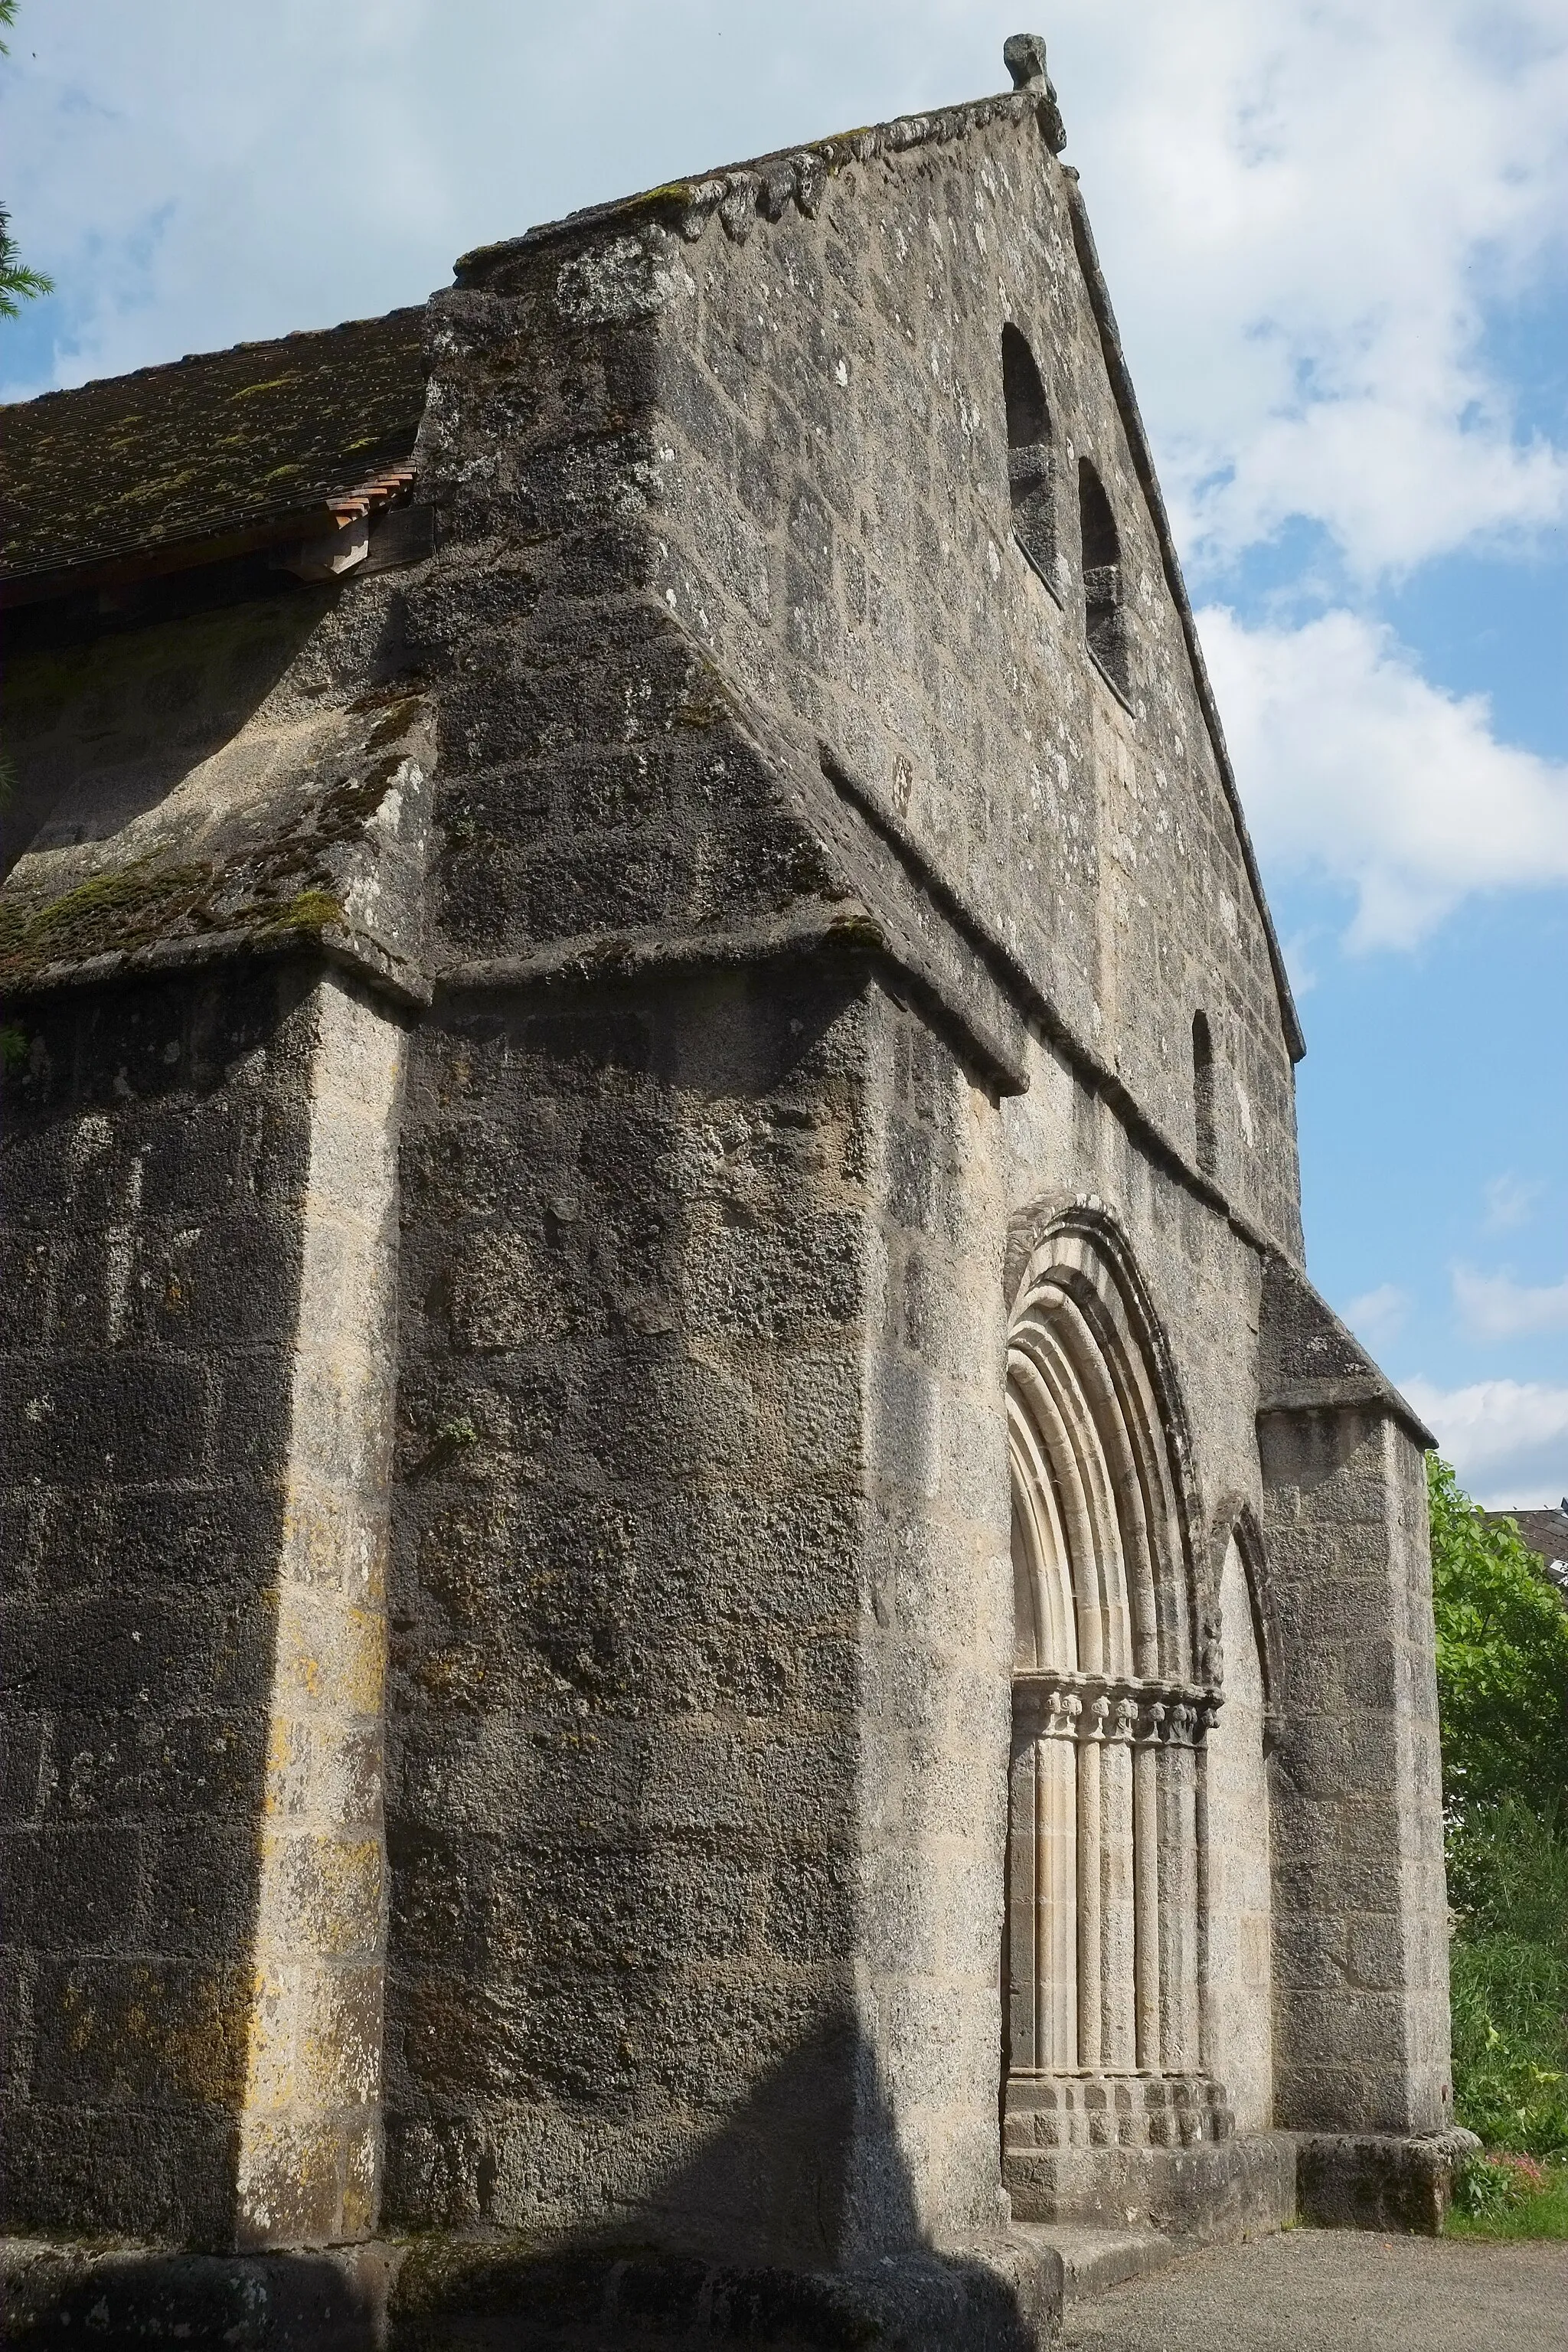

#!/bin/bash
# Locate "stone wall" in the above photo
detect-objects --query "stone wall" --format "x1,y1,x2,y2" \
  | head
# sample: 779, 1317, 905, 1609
0, 966, 298, 2235
381, 961, 1013, 2263
0, 966, 404, 2246
424, 92, 1302, 1249
1258, 1263, 1451, 2138
629, 103, 1305, 1252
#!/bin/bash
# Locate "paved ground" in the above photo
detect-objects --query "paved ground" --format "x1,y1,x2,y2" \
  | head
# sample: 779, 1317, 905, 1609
1060, 2226, 1568, 2350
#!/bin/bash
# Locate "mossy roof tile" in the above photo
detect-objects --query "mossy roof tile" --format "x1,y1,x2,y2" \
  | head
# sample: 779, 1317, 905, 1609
1, 307, 428, 585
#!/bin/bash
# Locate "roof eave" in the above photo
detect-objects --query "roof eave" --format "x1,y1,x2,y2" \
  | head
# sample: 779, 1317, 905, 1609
1, 466, 419, 611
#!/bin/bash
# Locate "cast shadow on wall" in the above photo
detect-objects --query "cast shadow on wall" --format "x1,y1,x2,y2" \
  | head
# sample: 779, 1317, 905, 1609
0, 969, 315, 2251
8, 2024, 1054, 2350
387, 2015, 1053, 2347
2, 567, 338, 880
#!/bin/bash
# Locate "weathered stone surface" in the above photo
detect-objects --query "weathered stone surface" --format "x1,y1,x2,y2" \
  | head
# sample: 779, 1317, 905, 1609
1292, 2128, 1479, 2236
1, 2237, 399, 2350
1258, 1266, 1451, 2139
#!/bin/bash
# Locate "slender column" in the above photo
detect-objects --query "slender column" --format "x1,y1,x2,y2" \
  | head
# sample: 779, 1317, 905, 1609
1194, 1696, 1221, 2077
1156, 1704, 1186, 2071
1157, 1701, 1201, 2072
1132, 1701, 1162, 2070
1007, 1710, 1043, 2076
1076, 1697, 1106, 2071
1012, 1670, 1222, 2095
1099, 1695, 1137, 2070
1042, 1687, 1081, 2070
1174, 1705, 1202, 2068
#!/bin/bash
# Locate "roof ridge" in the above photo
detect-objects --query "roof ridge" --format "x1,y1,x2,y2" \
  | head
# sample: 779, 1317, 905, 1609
456, 84, 1040, 279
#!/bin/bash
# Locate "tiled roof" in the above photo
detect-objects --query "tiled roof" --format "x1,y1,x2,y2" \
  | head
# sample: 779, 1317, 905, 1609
1488, 1504, 1568, 1564
1485, 1505, 1568, 1609
1, 308, 428, 599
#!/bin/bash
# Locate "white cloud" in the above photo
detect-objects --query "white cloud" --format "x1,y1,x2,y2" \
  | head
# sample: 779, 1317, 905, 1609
1342, 1283, 1410, 1350
1403, 1374, 1568, 1508
1054, 0, 1568, 577
3, 2, 1566, 583
1484, 1174, 1549, 1232
1199, 606, 1568, 948
1453, 1264, 1568, 1341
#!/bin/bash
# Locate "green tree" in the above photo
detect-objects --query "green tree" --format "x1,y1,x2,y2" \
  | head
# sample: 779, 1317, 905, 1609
1447, 1797, 1568, 2157
1430, 1455, 1568, 2158
1, 0, 53, 316
1429, 1453, 1568, 1823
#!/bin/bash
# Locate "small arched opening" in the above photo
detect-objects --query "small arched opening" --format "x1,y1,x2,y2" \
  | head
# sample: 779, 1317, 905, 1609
1191, 1011, 1217, 1176
1078, 457, 1129, 694
1003, 325, 1057, 589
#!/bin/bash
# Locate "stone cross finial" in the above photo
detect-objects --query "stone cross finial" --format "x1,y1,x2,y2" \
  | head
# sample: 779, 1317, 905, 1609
1003, 32, 1050, 90
1004, 34, 1067, 154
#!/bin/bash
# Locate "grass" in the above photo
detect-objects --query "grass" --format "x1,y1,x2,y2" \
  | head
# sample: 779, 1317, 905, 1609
1446, 2155, 1568, 2242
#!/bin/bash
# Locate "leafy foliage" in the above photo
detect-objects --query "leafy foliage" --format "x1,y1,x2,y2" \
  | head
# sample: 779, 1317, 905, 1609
1, 0, 54, 318
1429, 1456, 1568, 2171
1447, 1799, 1568, 2158
1429, 1455, 1568, 1821
1452, 2150, 1548, 2221
0, 202, 52, 317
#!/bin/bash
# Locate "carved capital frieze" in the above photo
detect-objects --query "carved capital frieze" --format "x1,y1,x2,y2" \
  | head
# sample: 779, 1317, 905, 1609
1014, 1668, 1221, 1747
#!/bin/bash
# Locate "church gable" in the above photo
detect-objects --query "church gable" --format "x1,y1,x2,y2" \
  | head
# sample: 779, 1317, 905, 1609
456, 60, 1305, 1242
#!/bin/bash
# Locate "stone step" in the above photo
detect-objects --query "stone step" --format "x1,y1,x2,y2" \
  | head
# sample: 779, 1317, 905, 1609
1012, 2223, 1181, 2299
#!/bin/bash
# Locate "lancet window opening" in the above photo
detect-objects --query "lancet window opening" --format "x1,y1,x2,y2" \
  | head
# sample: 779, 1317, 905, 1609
1003, 1223, 1227, 2157
1003, 324, 1058, 591
1192, 1011, 1217, 1176
1077, 457, 1131, 695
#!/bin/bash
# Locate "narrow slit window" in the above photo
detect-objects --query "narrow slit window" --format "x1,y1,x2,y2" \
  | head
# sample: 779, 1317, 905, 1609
1003, 325, 1056, 589
1079, 458, 1130, 694
1192, 1011, 1217, 1174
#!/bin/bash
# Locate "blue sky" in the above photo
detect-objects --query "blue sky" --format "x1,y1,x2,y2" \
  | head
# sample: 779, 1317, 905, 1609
3, 1, 1565, 1503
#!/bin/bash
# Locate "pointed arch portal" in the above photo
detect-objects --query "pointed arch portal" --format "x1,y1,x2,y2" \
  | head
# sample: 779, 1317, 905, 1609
1003, 1216, 1230, 2171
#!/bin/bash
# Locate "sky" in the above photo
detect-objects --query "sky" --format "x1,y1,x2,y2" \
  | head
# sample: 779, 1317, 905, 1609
2, 0, 1565, 1506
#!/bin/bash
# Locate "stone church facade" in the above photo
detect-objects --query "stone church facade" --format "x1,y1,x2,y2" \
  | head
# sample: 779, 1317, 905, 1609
0, 38, 1460, 2350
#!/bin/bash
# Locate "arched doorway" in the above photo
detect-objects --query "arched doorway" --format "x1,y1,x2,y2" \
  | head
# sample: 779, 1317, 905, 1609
1002, 1216, 1230, 2200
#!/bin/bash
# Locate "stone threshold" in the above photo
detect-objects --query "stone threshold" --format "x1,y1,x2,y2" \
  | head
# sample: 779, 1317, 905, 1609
1014, 2222, 1181, 2299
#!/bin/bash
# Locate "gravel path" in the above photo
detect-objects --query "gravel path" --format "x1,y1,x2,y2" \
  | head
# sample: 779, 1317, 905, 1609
1060, 2226, 1568, 2351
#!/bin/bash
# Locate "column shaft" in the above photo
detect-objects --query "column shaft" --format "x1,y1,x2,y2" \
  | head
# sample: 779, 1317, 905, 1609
1076, 1722, 1104, 2072
1099, 1701, 1137, 2070
1132, 1728, 1161, 2070
1007, 1730, 1042, 2074
1043, 1717, 1080, 2070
